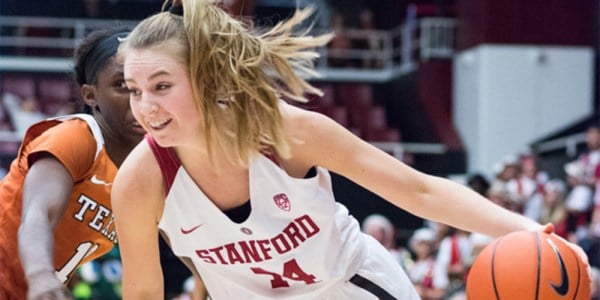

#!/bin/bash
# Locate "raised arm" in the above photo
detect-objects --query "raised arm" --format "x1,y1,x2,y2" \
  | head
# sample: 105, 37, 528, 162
112, 141, 165, 298
19, 154, 75, 299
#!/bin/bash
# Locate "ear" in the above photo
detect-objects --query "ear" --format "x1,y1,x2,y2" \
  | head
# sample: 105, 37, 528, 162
80, 84, 98, 108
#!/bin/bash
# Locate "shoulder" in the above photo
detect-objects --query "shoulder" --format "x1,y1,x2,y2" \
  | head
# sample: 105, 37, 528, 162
25, 117, 95, 141
280, 102, 343, 145
112, 139, 164, 220
19, 118, 98, 176
277, 102, 335, 164
114, 139, 162, 192
280, 101, 363, 154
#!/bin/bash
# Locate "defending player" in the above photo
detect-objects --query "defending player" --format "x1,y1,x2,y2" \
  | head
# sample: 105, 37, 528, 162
0, 27, 145, 299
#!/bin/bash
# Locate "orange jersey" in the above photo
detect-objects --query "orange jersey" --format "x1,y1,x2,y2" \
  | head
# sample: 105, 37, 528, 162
0, 114, 118, 299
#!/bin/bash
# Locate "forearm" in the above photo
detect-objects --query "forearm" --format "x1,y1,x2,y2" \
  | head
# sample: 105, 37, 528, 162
18, 209, 57, 279
415, 175, 542, 238
18, 208, 70, 299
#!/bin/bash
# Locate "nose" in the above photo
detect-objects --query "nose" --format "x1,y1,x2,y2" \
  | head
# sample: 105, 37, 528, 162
139, 98, 159, 116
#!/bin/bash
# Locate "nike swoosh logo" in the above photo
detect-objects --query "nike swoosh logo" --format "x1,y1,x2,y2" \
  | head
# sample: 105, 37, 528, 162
180, 224, 203, 234
547, 238, 569, 296
90, 175, 112, 186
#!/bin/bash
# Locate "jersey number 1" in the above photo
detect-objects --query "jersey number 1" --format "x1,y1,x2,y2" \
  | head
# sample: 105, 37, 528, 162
251, 259, 318, 288
55, 241, 99, 283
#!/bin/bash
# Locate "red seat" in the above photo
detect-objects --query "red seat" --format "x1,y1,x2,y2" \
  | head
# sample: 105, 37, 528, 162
1, 76, 36, 99
318, 105, 349, 127
363, 128, 401, 142
336, 83, 373, 108
367, 106, 387, 130
38, 78, 75, 115
306, 83, 336, 108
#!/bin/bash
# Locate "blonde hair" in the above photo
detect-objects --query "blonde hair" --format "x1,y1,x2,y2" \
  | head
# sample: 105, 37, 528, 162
120, 0, 332, 166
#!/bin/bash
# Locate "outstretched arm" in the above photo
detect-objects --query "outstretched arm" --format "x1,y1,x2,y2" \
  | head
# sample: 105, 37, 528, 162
19, 154, 74, 299
112, 141, 165, 298
283, 104, 590, 281
283, 104, 540, 237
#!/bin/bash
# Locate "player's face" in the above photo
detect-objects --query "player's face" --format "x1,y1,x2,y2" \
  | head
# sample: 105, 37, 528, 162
124, 48, 202, 148
94, 59, 146, 144
587, 127, 600, 150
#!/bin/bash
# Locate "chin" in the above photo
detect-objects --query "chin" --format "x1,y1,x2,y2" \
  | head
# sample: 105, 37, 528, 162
151, 134, 177, 148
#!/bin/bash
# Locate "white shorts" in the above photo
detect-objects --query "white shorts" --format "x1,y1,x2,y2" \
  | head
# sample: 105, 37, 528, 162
321, 235, 421, 300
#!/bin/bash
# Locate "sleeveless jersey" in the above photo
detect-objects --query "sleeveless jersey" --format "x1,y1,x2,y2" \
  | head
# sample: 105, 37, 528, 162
0, 114, 118, 299
148, 135, 418, 299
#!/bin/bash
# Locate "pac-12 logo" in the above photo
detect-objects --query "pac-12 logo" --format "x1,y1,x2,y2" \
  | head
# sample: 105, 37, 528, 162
273, 193, 291, 211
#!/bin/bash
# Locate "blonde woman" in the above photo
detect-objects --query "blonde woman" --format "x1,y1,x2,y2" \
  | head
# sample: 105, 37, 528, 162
112, 1, 590, 299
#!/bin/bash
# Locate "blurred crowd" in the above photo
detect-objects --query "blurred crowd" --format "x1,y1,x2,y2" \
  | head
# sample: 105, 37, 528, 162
360, 123, 600, 300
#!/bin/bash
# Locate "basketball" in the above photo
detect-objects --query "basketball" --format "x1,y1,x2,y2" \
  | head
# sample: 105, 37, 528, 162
466, 229, 590, 300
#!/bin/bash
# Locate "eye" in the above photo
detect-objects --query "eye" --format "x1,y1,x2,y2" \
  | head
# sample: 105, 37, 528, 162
128, 88, 141, 96
156, 83, 171, 91
115, 80, 128, 90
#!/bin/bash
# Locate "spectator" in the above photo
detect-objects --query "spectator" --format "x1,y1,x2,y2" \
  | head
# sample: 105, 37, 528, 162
432, 223, 472, 299
487, 180, 520, 212
506, 154, 548, 221
466, 173, 494, 264
581, 124, 600, 248
540, 179, 569, 238
466, 173, 490, 197
2, 93, 49, 139
579, 124, 600, 190
564, 160, 594, 241
327, 13, 354, 68
355, 8, 383, 69
407, 227, 444, 300
362, 214, 413, 272
493, 154, 521, 184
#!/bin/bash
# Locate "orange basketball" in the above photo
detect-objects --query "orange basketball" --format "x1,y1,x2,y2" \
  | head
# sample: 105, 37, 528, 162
466, 230, 590, 299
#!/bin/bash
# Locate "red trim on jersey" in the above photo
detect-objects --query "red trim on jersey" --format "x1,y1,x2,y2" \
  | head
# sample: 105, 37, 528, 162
260, 146, 280, 166
145, 134, 181, 193
145, 136, 280, 192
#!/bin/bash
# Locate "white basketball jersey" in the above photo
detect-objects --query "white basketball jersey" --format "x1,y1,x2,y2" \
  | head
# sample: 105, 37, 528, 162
157, 150, 370, 299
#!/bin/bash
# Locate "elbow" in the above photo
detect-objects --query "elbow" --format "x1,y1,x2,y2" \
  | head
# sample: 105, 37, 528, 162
400, 174, 441, 217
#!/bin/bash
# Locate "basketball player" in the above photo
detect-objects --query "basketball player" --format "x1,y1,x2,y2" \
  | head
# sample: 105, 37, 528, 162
0, 27, 145, 299
112, 1, 591, 299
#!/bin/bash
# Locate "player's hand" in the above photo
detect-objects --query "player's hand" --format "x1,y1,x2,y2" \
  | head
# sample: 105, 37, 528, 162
542, 223, 593, 286
27, 270, 73, 300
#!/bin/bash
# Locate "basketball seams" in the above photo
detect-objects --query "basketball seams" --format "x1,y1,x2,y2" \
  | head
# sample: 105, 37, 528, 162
572, 247, 580, 300
491, 238, 501, 300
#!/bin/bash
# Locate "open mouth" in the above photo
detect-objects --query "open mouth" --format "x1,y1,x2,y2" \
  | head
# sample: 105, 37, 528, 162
148, 119, 172, 130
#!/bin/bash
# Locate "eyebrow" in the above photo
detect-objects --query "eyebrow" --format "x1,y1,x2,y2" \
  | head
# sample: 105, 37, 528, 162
124, 70, 171, 83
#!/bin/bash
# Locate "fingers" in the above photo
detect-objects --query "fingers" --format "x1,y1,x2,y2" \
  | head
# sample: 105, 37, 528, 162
541, 223, 555, 234
539, 223, 593, 285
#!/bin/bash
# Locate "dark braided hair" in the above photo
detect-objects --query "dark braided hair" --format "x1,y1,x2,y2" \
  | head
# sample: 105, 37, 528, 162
73, 26, 130, 113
